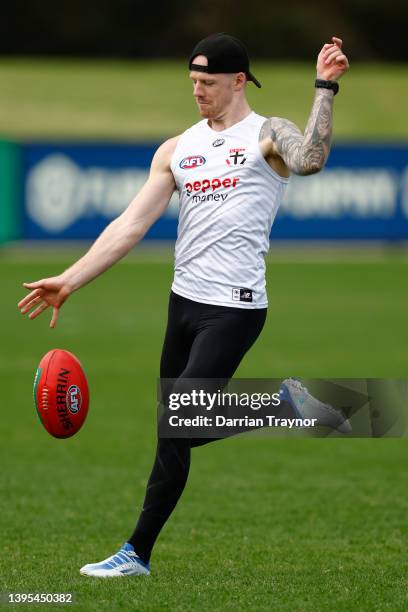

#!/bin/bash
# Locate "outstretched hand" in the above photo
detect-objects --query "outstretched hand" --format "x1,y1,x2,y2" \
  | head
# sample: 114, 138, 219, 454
316, 36, 349, 82
18, 277, 72, 328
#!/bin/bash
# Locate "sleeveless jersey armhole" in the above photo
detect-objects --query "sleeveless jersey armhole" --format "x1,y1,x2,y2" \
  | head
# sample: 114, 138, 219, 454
254, 138, 290, 184
250, 114, 290, 183
170, 134, 187, 177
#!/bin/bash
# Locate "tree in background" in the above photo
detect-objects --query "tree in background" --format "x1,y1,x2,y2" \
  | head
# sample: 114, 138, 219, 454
1, 0, 406, 60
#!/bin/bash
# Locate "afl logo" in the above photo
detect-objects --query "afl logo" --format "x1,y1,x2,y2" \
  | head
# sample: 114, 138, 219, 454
179, 155, 206, 169
66, 384, 82, 414
212, 138, 225, 147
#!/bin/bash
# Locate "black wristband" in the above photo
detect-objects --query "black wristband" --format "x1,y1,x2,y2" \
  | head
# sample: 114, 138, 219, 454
315, 79, 339, 95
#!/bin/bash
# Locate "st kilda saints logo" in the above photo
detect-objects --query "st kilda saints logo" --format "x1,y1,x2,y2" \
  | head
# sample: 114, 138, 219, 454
226, 147, 247, 166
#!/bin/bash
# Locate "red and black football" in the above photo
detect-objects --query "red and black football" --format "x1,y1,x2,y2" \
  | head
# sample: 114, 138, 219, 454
33, 349, 89, 438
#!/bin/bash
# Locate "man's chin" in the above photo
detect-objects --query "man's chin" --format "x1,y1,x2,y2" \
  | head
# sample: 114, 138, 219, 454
197, 105, 212, 118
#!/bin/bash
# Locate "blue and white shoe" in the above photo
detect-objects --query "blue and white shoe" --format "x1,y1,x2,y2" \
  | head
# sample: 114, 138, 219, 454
80, 542, 150, 577
279, 378, 352, 433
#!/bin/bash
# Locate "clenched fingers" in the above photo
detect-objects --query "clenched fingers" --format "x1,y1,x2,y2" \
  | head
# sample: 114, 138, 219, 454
332, 37, 343, 48
324, 48, 345, 64
335, 54, 348, 66
320, 44, 336, 57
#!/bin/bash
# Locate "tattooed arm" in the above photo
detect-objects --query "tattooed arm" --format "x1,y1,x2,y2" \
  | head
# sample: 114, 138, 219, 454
260, 90, 333, 176
260, 36, 349, 177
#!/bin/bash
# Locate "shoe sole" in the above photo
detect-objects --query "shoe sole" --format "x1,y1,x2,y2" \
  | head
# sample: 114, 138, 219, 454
80, 565, 150, 577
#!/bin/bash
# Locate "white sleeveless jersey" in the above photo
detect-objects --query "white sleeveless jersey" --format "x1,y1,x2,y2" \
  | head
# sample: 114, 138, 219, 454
170, 111, 289, 309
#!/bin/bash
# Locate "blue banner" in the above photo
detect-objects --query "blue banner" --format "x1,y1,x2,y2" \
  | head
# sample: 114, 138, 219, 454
277, 144, 408, 239
22, 142, 408, 240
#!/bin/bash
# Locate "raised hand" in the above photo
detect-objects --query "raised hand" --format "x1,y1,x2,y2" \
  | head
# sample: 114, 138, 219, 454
317, 36, 349, 82
18, 276, 72, 328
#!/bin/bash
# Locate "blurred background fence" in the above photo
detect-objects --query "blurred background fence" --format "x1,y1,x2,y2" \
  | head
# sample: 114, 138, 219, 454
1, 141, 407, 243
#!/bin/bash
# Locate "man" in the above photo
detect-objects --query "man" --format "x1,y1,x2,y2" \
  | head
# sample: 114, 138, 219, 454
18, 33, 349, 577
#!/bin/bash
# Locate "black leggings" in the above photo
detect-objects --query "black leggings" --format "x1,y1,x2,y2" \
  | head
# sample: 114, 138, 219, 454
128, 291, 267, 562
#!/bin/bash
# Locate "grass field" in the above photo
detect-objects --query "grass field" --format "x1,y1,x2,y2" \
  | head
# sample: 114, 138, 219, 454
1, 252, 407, 611
0, 59, 407, 140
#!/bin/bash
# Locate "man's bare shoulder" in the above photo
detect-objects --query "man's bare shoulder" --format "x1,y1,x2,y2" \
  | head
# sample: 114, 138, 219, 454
160, 135, 181, 154
152, 136, 181, 171
259, 117, 302, 145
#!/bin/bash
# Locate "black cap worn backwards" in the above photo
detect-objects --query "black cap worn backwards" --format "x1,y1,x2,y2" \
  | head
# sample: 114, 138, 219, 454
189, 32, 261, 88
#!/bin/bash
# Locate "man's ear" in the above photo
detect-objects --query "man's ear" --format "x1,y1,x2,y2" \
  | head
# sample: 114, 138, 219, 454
234, 72, 247, 91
